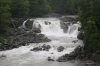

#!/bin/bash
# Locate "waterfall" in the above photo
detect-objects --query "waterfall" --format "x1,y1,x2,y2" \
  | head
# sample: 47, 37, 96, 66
0, 17, 84, 66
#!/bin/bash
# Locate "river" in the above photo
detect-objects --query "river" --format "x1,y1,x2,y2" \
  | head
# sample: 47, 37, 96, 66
0, 17, 85, 66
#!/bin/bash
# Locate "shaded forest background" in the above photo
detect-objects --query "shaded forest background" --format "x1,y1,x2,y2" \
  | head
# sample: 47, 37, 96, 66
0, 0, 100, 52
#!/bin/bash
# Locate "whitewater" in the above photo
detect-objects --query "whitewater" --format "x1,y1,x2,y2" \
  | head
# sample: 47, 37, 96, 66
0, 17, 85, 66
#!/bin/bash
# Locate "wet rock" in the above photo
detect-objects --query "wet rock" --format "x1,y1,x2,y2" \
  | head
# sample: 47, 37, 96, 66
10, 18, 26, 28
30, 47, 42, 51
60, 17, 76, 22
57, 56, 67, 62
60, 22, 68, 33
49, 22, 51, 24
42, 44, 51, 51
77, 31, 84, 40
25, 19, 33, 30
48, 57, 54, 61
44, 21, 48, 25
57, 46, 85, 62
57, 46, 64, 52
72, 40, 78, 43
91, 51, 100, 63
0, 54, 6, 58
32, 28, 41, 33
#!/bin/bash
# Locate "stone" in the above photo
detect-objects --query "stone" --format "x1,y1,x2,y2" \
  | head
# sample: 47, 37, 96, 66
42, 44, 51, 51
32, 28, 41, 33
77, 32, 84, 40
48, 57, 54, 61
60, 22, 68, 33
30, 47, 42, 51
57, 46, 64, 52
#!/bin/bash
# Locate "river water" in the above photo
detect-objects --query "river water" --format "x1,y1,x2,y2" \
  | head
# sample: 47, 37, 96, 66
0, 17, 85, 66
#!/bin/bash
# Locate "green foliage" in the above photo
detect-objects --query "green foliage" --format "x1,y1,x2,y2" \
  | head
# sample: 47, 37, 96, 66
47, 0, 78, 14
0, 36, 4, 43
11, 0, 29, 18
78, 0, 100, 52
29, 0, 51, 17
0, 0, 11, 33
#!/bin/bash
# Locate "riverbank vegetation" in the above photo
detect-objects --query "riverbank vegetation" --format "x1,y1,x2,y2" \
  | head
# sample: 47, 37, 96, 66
0, 0, 100, 52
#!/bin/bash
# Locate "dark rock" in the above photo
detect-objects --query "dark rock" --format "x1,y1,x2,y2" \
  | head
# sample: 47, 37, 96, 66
44, 21, 48, 25
91, 51, 100, 63
57, 46, 64, 52
10, 18, 26, 28
32, 28, 41, 33
30, 47, 42, 51
48, 57, 54, 61
49, 22, 51, 24
25, 19, 33, 30
42, 44, 51, 51
72, 40, 78, 43
77, 32, 84, 40
57, 46, 85, 62
60, 22, 68, 33
0, 54, 6, 58
57, 56, 67, 62
60, 17, 76, 22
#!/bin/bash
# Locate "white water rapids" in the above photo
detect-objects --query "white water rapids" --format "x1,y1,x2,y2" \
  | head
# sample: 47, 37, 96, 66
0, 17, 85, 66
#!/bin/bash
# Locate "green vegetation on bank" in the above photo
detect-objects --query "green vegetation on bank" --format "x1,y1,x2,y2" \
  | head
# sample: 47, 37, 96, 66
78, 0, 100, 52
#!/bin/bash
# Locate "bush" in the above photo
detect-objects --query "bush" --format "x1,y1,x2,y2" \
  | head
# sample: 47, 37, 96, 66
0, 36, 4, 43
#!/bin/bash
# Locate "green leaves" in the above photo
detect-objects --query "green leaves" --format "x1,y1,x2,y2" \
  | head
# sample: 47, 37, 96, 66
0, 0, 11, 33
11, 0, 29, 18
78, 0, 100, 52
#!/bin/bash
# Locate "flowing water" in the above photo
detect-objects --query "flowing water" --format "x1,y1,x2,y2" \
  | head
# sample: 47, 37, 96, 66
0, 17, 85, 66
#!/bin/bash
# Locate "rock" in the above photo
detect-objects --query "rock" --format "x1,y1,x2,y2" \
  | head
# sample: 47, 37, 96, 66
30, 47, 42, 51
72, 40, 78, 43
60, 22, 68, 33
49, 22, 51, 24
0, 54, 6, 58
42, 44, 51, 51
57, 46, 64, 52
60, 17, 76, 22
25, 19, 33, 30
91, 51, 100, 63
48, 57, 54, 61
77, 32, 84, 40
32, 28, 41, 33
44, 21, 48, 25
10, 18, 26, 28
57, 56, 67, 62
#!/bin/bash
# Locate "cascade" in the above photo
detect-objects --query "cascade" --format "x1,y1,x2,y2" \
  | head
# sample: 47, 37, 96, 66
0, 17, 84, 66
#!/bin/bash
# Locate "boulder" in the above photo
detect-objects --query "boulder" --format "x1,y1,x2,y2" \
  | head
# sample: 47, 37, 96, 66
44, 21, 48, 25
72, 40, 78, 43
57, 56, 67, 62
91, 51, 100, 63
57, 46, 64, 52
60, 17, 75, 22
30, 47, 42, 51
48, 57, 55, 61
60, 22, 68, 33
25, 19, 33, 30
10, 18, 26, 28
42, 44, 51, 51
32, 28, 41, 33
77, 32, 84, 40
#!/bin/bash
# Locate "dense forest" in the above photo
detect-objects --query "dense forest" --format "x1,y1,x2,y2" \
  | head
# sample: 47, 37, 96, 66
0, 0, 100, 52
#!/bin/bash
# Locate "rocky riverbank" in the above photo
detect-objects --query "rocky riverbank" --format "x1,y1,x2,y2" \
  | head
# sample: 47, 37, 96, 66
0, 18, 51, 51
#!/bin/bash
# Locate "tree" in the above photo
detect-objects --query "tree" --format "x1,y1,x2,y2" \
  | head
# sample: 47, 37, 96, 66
0, 0, 11, 33
11, 0, 29, 18
29, 0, 51, 17
78, 0, 100, 52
